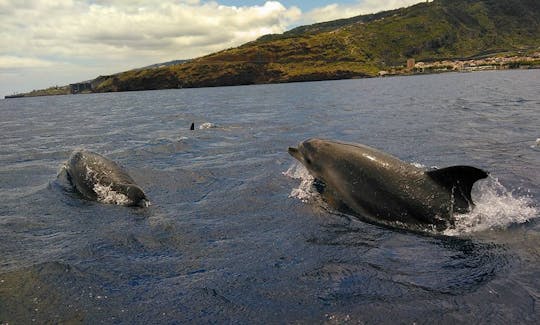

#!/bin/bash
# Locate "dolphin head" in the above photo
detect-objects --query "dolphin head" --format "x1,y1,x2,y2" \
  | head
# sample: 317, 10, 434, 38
128, 186, 150, 207
122, 184, 150, 207
288, 138, 332, 176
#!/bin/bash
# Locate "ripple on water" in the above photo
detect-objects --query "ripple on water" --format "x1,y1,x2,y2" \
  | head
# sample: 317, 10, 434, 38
1, 71, 539, 323
301, 220, 510, 300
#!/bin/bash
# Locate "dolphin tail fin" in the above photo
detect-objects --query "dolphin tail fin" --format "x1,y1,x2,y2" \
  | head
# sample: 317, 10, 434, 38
426, 166, 489, 207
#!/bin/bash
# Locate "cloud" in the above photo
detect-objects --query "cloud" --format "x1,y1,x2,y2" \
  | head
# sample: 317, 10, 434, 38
0, 56, 54, 70
0, 1, 301, 62
303, 0, 427, 24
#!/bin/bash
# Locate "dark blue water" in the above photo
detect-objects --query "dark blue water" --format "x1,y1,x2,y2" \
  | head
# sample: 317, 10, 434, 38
1, 70, 539, 324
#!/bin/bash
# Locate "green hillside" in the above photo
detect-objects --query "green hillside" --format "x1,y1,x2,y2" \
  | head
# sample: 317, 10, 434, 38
17, 0, 540, 95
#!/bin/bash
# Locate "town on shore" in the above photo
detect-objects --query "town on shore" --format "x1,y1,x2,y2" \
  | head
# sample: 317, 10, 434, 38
378, 52, 540, 76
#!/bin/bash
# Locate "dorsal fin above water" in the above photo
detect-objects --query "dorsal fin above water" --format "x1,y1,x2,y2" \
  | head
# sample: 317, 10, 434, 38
426, 166, 489, 205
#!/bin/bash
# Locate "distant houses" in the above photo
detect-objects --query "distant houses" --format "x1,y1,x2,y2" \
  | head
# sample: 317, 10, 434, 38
378, 52, 540, 77
69, 82, 92, 94
406, 58, 415, 70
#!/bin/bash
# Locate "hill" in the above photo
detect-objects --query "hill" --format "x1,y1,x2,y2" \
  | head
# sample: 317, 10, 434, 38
10, 0, 540, 96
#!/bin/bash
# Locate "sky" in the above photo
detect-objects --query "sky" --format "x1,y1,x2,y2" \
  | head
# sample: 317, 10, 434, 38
0, 0, 425, 97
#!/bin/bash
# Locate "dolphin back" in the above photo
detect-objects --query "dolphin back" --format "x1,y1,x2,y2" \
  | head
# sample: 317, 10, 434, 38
66, 150, 148, 206
426, 166, 488, 212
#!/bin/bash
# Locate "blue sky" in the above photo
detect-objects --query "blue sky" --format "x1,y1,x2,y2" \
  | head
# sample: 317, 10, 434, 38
0, 0, 425, 97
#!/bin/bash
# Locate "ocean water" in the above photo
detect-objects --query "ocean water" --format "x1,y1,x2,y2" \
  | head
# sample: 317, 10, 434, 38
0, 70, 539, 324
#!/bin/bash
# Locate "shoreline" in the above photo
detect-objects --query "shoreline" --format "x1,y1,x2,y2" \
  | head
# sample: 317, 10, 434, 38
4, 57, 539, 100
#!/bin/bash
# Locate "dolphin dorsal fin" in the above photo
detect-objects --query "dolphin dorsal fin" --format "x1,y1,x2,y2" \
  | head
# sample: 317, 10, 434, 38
426, 166, 488, 204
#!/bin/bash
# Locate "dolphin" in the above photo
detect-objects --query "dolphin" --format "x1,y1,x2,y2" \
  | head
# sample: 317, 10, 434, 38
288, 139, 488, 230
65, 150, 150, 207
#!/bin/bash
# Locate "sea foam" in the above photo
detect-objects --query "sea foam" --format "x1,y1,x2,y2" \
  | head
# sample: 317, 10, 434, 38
93, 183, 131, 205
85, 165, 132, 206
283, 162, 318, 203
444, 177, 537, 236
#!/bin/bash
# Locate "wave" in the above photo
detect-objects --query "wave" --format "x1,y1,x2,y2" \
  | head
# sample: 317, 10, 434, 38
444, 177, 537, 236
282, 162, 317, 203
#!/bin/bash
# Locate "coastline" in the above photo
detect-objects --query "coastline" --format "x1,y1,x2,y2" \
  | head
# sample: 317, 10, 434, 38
4, 54, 539, 100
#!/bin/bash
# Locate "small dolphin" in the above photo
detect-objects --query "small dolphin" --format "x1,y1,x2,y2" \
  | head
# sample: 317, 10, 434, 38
288, 139, 488, 230
65, 150, 149, 207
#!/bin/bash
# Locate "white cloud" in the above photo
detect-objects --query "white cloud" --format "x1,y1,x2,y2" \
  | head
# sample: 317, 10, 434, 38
0, 1, 301, 63
0, 56, 54, 70
303, 0, 427, 24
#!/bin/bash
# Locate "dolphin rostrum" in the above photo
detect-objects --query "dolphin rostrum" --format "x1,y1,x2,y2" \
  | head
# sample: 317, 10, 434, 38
65, 150, 150, 207
288, 139, 488, 230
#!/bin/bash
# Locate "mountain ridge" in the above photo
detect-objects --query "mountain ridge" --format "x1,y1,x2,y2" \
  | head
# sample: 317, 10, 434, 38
7, 0, 540, 97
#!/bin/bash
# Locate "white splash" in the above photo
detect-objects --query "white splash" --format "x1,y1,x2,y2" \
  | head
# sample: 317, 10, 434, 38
93, 183, 131, 205
444, 177, 538, 236
411, 162, 426, 168
282, 162, 318, 202
199, 122, 217, 129
85, 165, 131, 206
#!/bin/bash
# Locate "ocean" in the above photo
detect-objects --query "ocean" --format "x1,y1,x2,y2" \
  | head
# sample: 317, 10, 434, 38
1, 70, 539, 323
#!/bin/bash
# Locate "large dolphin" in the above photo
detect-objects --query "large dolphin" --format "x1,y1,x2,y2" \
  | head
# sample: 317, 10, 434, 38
65, 150, 149, 207
288, 139, 488, 230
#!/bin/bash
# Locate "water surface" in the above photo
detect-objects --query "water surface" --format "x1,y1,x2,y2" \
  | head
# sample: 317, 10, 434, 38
0, 70, 539, 323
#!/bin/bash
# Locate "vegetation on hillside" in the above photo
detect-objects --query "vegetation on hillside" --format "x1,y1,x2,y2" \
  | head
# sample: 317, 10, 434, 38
5, 86, 70, 98
12, 0, 540, 96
